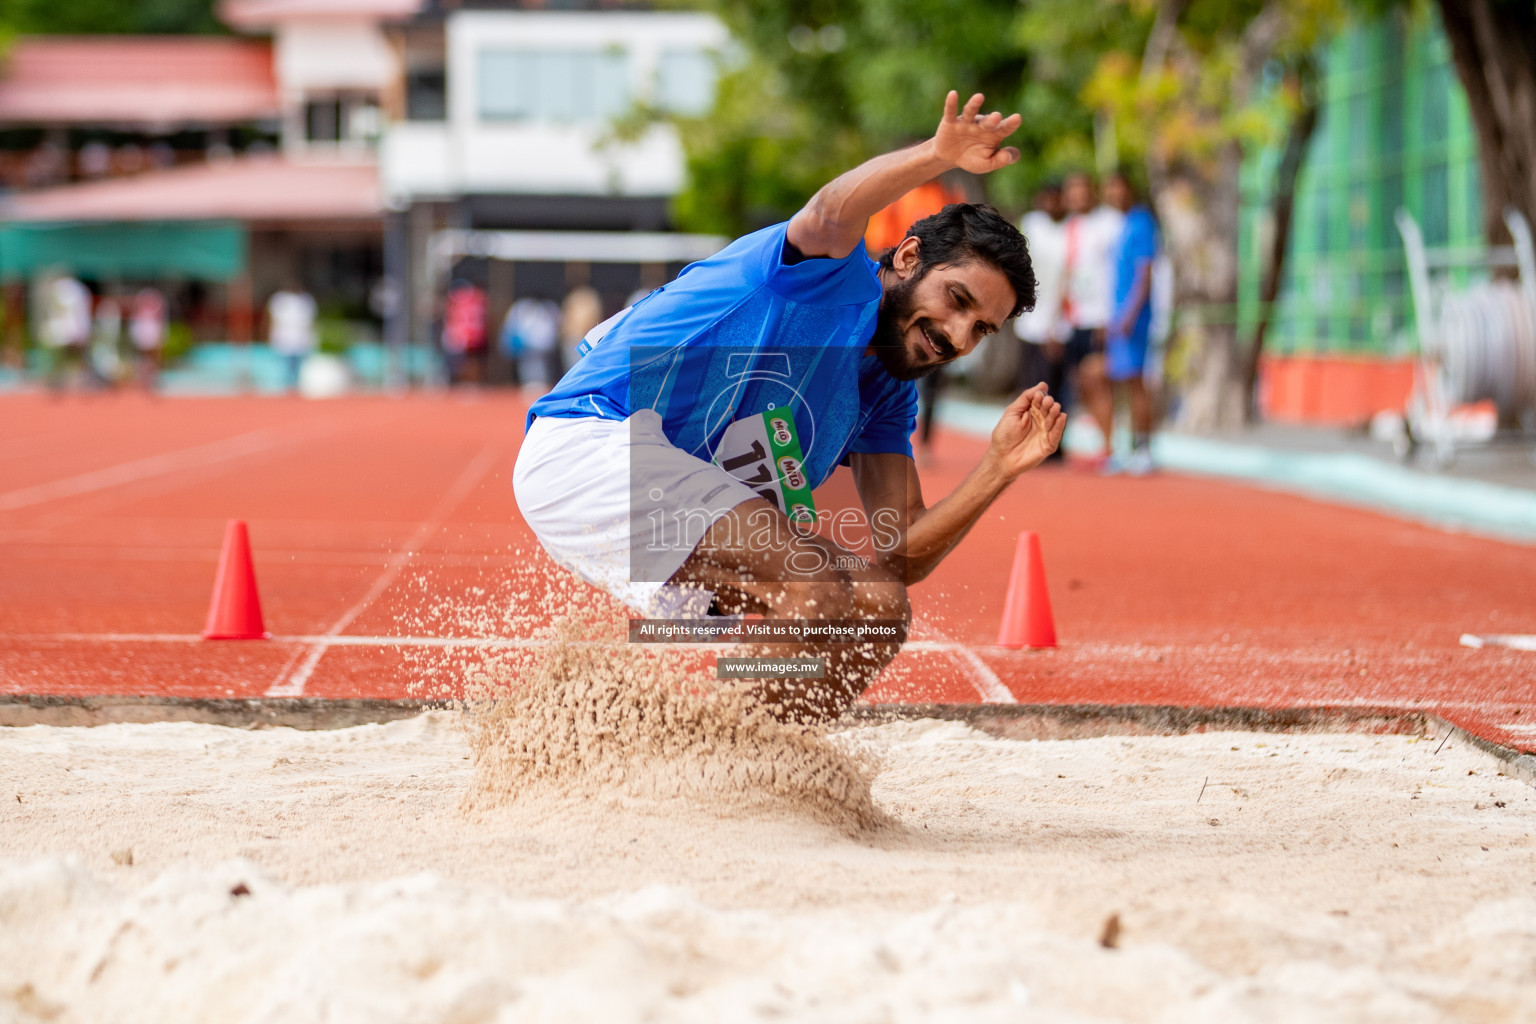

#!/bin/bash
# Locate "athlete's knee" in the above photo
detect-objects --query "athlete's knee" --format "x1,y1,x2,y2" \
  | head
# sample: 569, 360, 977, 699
770, 573, 856, 621
845, 563, 910, 626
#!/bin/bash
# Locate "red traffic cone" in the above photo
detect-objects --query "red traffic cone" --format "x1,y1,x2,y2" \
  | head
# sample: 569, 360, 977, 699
996, 531, 1056, 648
203, 519, 267, 640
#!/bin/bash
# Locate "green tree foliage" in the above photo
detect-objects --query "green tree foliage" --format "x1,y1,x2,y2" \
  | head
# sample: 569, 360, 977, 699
0, 0, 222, 36
676, 0, 1353, 427
672, 0, 1141, 235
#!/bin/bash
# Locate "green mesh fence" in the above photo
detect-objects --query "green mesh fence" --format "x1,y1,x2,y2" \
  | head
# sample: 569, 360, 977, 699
1238, 9, 1483, 358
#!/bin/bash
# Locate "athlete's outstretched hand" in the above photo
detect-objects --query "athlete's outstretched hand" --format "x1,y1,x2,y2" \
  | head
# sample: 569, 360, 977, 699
933, 91, 1022, 175
987, 383, 1066, 479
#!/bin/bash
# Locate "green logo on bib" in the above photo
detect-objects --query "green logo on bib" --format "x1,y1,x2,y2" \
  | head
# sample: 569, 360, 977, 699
713, 407, 816, 522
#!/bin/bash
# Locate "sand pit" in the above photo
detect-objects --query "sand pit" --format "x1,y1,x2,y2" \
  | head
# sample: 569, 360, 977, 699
3, 712, 1534, 1023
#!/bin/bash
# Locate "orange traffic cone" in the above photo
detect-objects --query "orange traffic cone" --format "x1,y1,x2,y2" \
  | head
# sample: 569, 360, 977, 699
203, 519, 267, 640
996, 531, 1056, 648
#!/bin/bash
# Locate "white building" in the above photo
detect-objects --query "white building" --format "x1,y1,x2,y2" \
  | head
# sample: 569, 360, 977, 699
372, 2, 729, 368
220, 0, 418, 157
383, 8, 726, 204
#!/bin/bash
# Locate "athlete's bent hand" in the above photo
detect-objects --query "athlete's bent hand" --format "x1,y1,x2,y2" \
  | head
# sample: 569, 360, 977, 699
987, 384, 1067, 479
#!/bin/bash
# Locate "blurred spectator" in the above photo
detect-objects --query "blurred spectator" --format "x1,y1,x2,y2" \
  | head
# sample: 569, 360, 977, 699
130, 288, 167, 392
90, 295, 123, 387
1083, 171, 1160, 475
1059, 171, 1124, 463
78, 141, 113, 178
148, 142, 176, 170
267, 282, 318, 392
114, 144, 146, 175
1013, 181, 1069, 460
502, 296, 561, 393
39, 272, 93, 392
915, 368, 951, 467
24, 141, 67, 188
442, 279, 488, 386
558, 284, 603, 379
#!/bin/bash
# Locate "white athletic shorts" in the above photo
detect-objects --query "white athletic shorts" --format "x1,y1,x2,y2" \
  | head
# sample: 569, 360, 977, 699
513, 410, 759, 618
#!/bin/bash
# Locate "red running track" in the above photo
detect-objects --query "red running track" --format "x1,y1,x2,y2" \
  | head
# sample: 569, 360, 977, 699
1, 392, 1532, 751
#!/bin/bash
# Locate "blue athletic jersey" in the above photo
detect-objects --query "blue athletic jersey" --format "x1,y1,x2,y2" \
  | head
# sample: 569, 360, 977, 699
1109, 205, 1158, 343
527, 222, 918, 491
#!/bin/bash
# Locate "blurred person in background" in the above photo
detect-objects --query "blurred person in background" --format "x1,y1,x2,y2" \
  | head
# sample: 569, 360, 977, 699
1081, 171, 1160, 475
442, 278, 488, 386
502, 295, 561, 394
1013, 181, 1068, 461
39, 271, 93, 393
90, 293, 123, 388
1059, 171, 1123, 466
130, 288, 167, 392
558, 284, 603, 380
267, 281, 318, 393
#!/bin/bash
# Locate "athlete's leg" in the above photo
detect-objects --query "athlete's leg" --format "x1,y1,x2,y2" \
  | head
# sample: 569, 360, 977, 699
1127, 375, 1152, 438
670, 497, 909, 722
1079, 352, 1115, 454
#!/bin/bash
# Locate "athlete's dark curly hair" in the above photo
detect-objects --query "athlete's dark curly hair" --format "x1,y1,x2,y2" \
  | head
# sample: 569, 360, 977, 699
878, 203, 1036, 319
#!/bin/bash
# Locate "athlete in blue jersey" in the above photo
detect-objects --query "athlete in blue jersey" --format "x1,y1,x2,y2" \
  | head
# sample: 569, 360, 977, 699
1082, 170, 1160, 475
514, 91, 1067, 721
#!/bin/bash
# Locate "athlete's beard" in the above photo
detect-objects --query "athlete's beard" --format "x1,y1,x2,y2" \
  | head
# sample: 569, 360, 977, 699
869, 273, 955, 381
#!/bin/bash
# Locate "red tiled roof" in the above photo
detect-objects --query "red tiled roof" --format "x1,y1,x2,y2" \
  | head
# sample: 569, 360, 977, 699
220, 0, 423, 29
0, 37, 280, 126
1, 157, 383, 223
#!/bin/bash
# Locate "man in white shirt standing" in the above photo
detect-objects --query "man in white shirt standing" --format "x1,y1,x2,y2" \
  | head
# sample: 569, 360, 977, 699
130, 288, 167, 392
1059, 171, 1123, 464
40, 272, 93, 392
1014, 181, 1068, 459
267, 282, 318, 393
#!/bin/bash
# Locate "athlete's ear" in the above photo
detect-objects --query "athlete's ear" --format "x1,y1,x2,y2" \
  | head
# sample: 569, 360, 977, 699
891, 236, 922, 280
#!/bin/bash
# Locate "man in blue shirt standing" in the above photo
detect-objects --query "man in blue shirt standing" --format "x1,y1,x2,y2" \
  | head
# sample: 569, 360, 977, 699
1082, 170, 1160, 474
514, 91, 1067, 721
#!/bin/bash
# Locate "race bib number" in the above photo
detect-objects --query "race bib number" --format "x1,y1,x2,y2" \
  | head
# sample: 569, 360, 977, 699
712, 408, 816, 524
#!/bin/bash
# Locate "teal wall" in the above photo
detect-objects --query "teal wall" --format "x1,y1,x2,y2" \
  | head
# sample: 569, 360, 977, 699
1238, 9, 1484, 357
0, 221, 246, 283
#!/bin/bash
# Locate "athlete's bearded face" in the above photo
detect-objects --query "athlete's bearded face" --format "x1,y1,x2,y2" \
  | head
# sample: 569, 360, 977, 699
870, 246, 1017, 382
870, 273, 937, 381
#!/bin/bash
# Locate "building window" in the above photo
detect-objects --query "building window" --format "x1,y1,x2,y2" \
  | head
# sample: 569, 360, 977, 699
477, 49, 630, 123
306, 97, 344, 142
656, 50, 715, 116
305, 92, 382, 145
406, 68, 447, 121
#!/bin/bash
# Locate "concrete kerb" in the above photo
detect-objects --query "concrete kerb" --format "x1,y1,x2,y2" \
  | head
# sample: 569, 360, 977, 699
0, 695, 431, 731
4, 694, 1531, 787
933, 397, 1536, 544
1426, 712, 1536, 786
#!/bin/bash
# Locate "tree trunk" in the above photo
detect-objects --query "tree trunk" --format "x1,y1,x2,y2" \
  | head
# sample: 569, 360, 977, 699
1157, 145, 1247, 432
1435, 0, 1536, 243
1242, 66, 1321, 418
1139, 0, 1191, 208
1144, 0, 1287, 432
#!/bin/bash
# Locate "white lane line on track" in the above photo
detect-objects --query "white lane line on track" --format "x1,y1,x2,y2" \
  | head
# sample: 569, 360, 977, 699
0, 427, 296, 513
911, 613, 1016, 705
1461, 633, 1536, 652
265, 442, 504, 698
11, 633, 1018, 657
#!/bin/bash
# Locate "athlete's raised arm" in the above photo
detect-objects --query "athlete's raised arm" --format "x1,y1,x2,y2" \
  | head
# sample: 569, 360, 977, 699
786, 91, 1023, 261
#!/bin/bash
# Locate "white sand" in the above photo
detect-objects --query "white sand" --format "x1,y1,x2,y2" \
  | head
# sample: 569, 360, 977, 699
2, 714, 1534, 1023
